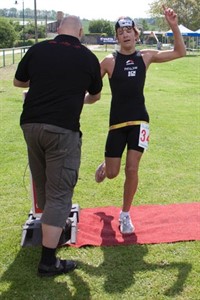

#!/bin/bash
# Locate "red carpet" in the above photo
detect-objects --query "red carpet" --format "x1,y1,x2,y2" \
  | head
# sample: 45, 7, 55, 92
69, 202, 200, 247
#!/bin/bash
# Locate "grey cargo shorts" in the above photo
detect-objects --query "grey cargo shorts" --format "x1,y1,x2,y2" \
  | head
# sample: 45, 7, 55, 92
21, 123, 82, 227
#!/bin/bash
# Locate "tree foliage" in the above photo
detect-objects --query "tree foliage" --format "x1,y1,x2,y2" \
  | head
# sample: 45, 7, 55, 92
89, 19, 114, 36
0, 18, 16, 48
0, 18, 46, 48
12, 21, 46, 40
149, 0, 200, 31
0, 8, 57, 20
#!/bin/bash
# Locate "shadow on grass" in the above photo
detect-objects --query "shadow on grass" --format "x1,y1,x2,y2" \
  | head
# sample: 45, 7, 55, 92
77, 211, 192, 297
1, 212, 192, 299
0, 246, 91, 300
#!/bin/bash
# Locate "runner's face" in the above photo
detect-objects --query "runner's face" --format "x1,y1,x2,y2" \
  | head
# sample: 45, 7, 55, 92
116, 26, 136, 47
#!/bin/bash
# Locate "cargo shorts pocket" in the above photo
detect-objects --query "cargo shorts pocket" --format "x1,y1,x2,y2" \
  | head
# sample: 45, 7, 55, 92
59, 167, 78, 191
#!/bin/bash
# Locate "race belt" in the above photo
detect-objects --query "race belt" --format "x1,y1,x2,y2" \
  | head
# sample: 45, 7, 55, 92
109, 120, 149, 131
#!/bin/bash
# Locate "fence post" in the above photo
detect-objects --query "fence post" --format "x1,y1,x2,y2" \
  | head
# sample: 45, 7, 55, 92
12, 48, 15, 64
3, 50, 5, 67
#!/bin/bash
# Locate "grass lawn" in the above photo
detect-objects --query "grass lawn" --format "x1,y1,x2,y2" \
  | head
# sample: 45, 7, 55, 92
0, 51, 199, 300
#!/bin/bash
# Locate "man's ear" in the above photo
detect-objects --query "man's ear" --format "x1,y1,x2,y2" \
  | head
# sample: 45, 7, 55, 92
79, 28, 83, 38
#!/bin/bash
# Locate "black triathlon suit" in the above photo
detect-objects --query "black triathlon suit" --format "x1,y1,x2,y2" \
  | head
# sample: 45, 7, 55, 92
105, 50, 149, 157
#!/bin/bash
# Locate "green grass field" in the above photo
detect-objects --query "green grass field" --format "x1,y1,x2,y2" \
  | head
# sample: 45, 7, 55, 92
0, 52, 199, 300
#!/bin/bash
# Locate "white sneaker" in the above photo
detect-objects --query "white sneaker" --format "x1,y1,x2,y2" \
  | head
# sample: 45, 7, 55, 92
119, 214, 135, 234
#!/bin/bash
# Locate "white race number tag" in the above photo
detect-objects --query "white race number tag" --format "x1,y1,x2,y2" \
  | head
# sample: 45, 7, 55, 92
138, 123, 149, 150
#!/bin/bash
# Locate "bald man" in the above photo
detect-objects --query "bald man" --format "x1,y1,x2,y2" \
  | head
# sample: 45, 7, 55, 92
14, 15, 102, 277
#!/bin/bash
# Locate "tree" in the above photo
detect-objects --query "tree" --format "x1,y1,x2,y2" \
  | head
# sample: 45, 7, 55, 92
9, 8, 18, 18
0, 8, 57, 20
25, 22, 46, 39
138, 20, 149, 44
149, 0, 200, 31
141, 19, 149, 31
89, 19, 114, 36
0, 18, 16, 48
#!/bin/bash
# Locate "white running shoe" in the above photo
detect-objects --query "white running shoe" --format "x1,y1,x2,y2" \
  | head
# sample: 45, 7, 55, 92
119, 214, 135, 234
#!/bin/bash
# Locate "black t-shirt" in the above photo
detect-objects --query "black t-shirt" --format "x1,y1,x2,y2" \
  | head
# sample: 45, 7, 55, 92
109, 51, 149, 126
15, 35, 102, 131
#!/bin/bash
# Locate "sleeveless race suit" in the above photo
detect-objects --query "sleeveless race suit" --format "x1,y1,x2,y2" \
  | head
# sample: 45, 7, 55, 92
105, 50, 149, 157
109, 50, 149, 127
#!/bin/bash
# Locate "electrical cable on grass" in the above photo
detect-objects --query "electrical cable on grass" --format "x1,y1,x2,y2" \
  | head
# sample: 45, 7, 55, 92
22, 162, 30, 199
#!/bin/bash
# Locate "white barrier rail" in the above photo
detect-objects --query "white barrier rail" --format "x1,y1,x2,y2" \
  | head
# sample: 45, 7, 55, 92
0, 46, 30, 68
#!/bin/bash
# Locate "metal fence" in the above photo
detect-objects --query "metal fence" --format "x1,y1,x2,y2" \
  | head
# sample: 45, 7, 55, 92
0, 46, 30, 68
2, 45, 198, 69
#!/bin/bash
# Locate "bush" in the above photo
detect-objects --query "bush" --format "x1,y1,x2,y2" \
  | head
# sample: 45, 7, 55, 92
0, 18, 16, 48
14, 39, 34, 47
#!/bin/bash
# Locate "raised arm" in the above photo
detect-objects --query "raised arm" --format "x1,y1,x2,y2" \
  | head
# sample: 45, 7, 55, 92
141, 6, 186, 66
163, 5, 186, 58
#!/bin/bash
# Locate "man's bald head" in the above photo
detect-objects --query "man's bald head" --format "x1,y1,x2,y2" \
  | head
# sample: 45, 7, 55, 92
58, 15, 83, 39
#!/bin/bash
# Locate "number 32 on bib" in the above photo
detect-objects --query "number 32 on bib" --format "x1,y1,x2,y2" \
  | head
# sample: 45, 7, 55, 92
138, 123, 150, 150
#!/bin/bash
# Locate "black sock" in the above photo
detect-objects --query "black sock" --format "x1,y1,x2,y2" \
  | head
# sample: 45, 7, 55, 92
40, 245, 57, 266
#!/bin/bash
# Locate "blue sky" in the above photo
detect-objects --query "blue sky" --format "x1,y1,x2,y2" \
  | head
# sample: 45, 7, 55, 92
0, 0, 155, 21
